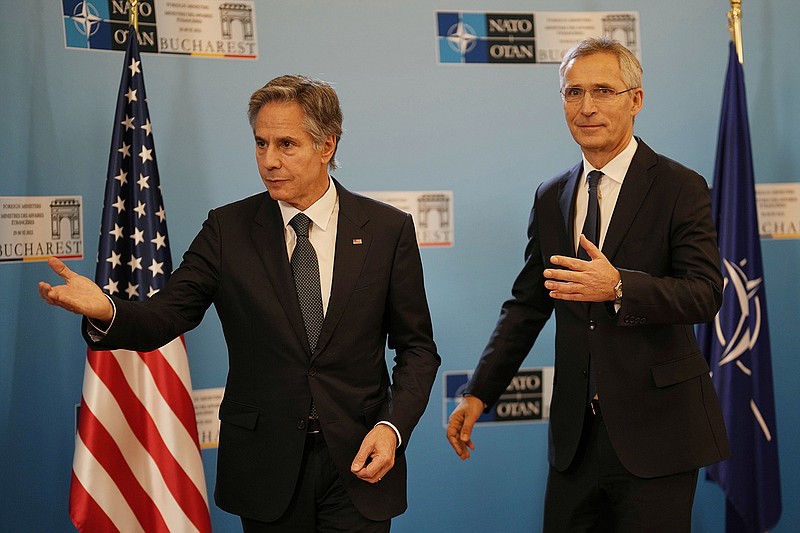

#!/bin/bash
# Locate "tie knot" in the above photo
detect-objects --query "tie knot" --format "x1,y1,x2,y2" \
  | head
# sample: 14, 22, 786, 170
588, 170, 603, 189
289, 213, 311, 238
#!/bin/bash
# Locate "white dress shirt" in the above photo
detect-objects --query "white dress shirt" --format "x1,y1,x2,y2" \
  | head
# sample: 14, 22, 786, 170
280, 177, 402, 446
573, 136, 638, 253
278, 177, 339, 316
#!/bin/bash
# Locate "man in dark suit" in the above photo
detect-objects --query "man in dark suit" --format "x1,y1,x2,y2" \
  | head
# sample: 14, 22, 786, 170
40, 75, 440, 532
446, 38, 730, 532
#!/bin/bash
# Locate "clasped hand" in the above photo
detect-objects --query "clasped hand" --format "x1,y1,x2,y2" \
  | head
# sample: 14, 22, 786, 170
543, 235, 619, 302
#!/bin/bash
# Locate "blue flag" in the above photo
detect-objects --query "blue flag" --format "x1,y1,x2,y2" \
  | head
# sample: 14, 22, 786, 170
697, 42, 781, 533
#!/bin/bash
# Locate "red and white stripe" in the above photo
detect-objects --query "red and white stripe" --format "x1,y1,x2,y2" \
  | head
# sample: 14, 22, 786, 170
70, 337, 211, 533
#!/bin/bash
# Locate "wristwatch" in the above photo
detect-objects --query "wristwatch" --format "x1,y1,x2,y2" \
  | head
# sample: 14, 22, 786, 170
613, 279, 623, 303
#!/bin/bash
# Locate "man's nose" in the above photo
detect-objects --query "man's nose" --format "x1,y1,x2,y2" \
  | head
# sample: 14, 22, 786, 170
579, 95, 598, 114
262, 145, 280, 169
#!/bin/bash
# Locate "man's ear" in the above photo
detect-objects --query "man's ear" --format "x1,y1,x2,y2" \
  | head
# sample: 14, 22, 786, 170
320, 135, 336, 164
630, 88, 644, 119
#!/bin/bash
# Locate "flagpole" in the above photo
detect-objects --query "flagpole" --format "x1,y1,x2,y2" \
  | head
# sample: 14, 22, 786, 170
129, 0, 139, 33
70, 6, 212, 529
697, 3, 783, 530
728, 0, 744, 64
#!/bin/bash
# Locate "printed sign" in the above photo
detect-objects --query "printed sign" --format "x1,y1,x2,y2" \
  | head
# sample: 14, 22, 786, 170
361, 190, 454, 247
443, 367, 554, 427
0, 196, 84, 263
755, 183, 800, 239
62, 0, 258, 59
192, 387, 223, 449
436, 11, 640, 64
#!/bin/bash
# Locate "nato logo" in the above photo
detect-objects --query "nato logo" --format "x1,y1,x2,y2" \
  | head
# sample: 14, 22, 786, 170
62, 0, 158, 52
443, 369, 549, 427
63, 0, 113, 49
437, 12, 536, 64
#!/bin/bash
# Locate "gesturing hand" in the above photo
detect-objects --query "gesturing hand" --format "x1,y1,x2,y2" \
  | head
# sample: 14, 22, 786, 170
543, 235, 620, 303
38, 257, 113, 322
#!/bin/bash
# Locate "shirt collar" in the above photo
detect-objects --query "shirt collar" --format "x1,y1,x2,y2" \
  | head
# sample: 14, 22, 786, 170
279, 177, 338, 231
582, 136, 638, 185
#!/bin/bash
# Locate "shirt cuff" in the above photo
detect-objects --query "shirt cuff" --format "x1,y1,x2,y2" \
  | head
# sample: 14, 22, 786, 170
376, 421, 402, 448
86, 294, 116, 342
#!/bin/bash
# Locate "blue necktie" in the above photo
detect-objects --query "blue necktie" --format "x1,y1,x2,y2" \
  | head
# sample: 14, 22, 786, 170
578, 170, 602, 260
579, 171, 602, 401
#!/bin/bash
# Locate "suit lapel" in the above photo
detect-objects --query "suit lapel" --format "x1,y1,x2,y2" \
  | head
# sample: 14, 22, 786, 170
250, 195, 310, 354
314, 181, 370, 358
602, 139, 658, 262
559, 161, 583, 256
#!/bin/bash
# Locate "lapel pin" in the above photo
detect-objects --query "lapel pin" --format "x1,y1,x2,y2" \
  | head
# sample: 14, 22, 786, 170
352, 238, 363, 245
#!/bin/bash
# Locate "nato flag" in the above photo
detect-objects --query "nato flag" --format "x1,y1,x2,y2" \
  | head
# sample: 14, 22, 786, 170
697, 41, 781, 533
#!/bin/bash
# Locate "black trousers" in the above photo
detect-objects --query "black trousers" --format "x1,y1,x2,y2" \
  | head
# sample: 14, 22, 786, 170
543, 408, 699, 533
241, 433, 391, 533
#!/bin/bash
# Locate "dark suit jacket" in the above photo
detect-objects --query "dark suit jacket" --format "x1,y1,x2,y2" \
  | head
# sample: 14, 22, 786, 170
85, 179, 440, 522
466, 139, 731, 478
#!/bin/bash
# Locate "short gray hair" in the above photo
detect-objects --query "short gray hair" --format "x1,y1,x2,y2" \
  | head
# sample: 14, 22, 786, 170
248, 75, 343, 170
559, 37, 642, 91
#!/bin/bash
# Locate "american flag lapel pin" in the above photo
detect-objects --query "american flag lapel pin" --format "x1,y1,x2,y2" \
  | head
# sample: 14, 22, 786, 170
352, 238, 363, 245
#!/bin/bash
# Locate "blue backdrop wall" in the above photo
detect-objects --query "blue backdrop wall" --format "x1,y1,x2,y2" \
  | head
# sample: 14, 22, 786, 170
1, 1, 798, 531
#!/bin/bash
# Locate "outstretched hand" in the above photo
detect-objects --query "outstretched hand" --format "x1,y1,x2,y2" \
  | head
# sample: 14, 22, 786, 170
543, 235, 620, 302
38, 257, 113, 322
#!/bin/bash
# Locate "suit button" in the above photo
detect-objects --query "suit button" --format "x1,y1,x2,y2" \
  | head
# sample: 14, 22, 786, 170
588, 320, 596, 330
582, 370, 588, 378
297, 419, 306, 430
308, 367, 317, 376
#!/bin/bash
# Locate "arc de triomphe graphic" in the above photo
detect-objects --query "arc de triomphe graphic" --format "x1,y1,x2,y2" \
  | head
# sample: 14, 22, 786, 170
602, 14, 637, 48
220, 3, 254, 40
50, 198, 81, 240
417, 194, 451, 229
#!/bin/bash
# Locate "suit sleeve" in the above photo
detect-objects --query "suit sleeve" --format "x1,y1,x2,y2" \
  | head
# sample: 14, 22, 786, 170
616, 170, 722, 326
83, 209, 221, 351
381, 213, 441, 446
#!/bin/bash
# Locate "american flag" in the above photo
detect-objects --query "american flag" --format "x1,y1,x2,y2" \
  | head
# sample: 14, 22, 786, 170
69, 31, 212, 533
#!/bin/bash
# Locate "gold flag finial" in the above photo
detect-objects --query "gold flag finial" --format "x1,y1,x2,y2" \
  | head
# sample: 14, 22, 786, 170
728, 0, 744, 64
129, 0, 139, 34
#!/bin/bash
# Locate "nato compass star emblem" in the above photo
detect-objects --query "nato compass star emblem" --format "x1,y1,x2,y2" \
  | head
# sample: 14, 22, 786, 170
436, 12, 490, 63
714, 257, 763, 371
70, 1, 103, 38
445, 20, 478, 56
712, 257, 776, 442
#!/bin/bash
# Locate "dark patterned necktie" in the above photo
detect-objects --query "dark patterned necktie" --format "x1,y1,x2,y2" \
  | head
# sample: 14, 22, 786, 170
578, 170, 603, 260
579, 171, 602, 401
289, 213, 324, 352
289, 213, 323, 420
